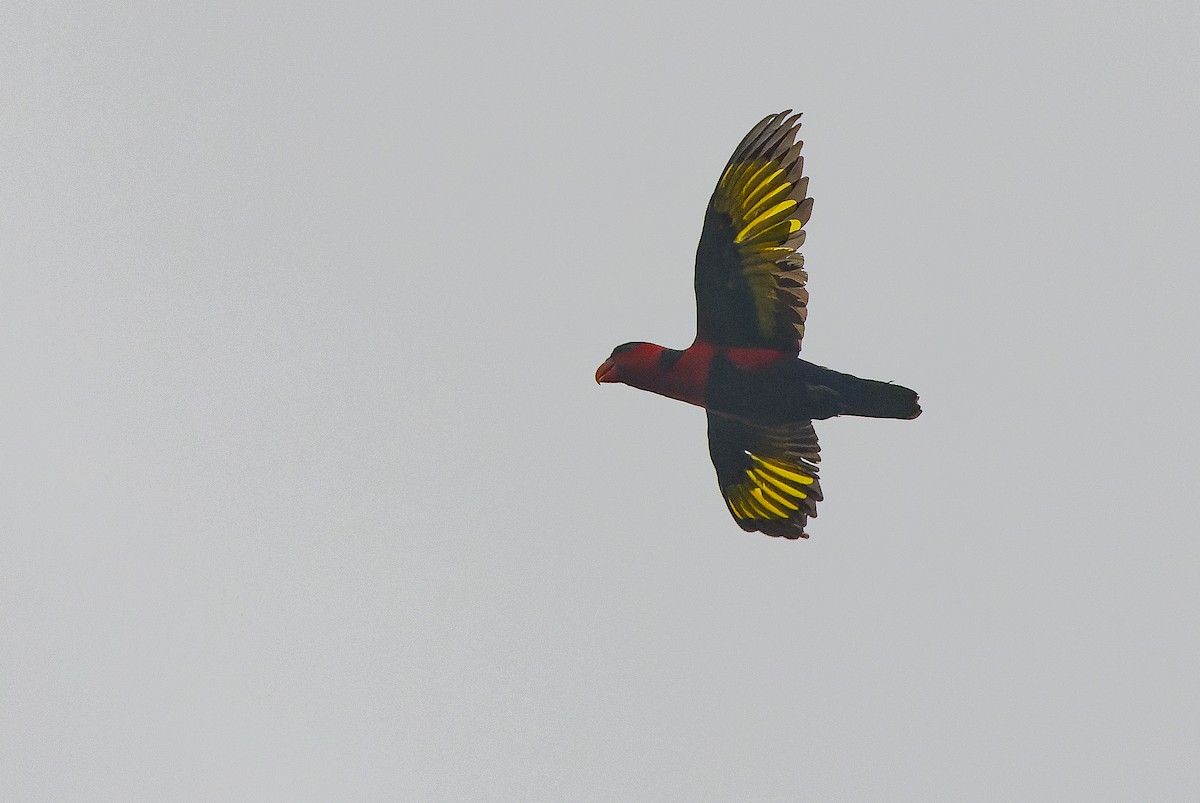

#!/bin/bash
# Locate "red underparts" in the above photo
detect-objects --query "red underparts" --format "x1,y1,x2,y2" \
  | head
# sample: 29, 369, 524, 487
654, 341, 791, 408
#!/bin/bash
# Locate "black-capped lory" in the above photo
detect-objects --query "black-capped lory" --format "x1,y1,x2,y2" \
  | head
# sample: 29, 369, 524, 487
596, 111, 920, 539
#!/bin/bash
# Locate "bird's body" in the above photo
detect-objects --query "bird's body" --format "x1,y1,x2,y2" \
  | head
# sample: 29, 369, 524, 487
596, 111, 920, 539
598, 341, 920, 425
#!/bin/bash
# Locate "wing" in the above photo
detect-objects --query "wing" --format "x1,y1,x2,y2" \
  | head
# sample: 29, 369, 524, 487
706, 412, 823, 539
694, 111, 813, 353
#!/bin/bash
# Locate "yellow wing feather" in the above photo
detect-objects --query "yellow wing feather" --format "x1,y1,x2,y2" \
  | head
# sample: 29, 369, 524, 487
707, 413, 823, 539
724, 451, 816, 522
698, 112, 813, 348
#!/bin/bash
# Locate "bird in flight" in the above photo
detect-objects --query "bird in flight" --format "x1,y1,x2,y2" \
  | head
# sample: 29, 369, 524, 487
595, 111, 921, 539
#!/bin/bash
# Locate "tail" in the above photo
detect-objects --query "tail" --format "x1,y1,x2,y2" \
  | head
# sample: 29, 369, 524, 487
815, 369, 922, 420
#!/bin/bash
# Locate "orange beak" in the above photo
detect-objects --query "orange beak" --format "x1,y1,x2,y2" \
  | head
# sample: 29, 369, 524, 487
595, 358, 617, 384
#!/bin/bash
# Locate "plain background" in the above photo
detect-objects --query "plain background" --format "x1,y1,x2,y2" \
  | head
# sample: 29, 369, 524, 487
4, 2, 1200, 800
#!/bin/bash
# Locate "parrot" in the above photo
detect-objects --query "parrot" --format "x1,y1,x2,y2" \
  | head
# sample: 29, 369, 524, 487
595, 111, 920, 539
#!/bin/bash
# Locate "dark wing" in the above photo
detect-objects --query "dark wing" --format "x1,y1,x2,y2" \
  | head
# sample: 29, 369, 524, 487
706, 412, 823, 539
695, 111, 813, 353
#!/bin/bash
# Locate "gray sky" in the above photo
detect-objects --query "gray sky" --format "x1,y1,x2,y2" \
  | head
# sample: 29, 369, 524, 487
5, 2, 1200, 800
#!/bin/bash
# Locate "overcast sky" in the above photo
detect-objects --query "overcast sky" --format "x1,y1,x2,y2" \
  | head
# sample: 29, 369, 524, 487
5, 2, 1200, 800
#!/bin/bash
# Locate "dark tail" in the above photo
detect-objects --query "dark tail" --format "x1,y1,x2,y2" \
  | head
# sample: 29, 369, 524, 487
816, 369, 922, 420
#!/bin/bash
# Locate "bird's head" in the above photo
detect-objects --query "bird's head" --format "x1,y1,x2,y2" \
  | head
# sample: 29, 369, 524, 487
595, 342, 664, 386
